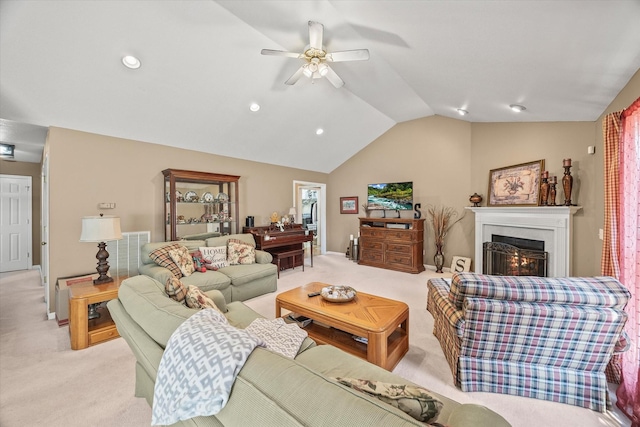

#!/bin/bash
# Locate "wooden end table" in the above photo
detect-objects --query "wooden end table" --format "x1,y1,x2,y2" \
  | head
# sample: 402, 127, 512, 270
276, 282, 409, 371
68, 275, 128, 350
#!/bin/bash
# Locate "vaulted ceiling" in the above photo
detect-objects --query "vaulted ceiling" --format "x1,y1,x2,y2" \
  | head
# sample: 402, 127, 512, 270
1, 1, 639, 171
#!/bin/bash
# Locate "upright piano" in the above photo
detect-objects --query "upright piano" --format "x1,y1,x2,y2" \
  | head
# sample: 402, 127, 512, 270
243, 224, 313, 271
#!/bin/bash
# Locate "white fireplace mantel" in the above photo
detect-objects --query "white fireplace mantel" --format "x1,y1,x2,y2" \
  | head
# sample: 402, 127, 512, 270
467, 206, 582, 277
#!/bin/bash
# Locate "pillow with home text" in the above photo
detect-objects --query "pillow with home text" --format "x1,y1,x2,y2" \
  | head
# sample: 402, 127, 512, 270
199, 246, 228, 269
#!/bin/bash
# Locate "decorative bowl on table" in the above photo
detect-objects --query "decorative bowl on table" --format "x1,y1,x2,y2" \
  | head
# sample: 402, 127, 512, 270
321, 285, 357, 302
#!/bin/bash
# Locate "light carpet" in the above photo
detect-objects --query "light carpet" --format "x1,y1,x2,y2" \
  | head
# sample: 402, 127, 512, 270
0, 254, 629, 427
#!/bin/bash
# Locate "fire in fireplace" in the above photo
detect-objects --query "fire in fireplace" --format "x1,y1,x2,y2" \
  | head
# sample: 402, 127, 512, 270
483, 235, 548, 277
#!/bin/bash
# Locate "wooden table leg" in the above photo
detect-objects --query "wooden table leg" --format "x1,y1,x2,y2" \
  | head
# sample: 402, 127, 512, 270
69, 296, 89, 350
367, 331, 387, 370
275, 299, 282, 318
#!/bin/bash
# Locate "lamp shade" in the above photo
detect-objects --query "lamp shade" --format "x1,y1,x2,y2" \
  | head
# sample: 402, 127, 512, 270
288, 207, 297, 216
80, 216, 122, 242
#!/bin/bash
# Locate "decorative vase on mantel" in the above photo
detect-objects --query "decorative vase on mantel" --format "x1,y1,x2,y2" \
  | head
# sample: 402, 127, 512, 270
434, 243, 445, 273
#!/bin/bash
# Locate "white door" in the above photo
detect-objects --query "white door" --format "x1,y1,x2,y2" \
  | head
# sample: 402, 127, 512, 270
0, 175, 32, 272
41, 154, 50, 309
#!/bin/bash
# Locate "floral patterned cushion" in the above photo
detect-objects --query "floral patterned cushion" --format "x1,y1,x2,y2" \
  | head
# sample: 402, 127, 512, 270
168, 246, 195, 277
184, 285, 223, 313
227, 239, 256, 265
333, 377, 443, 424
148, 243, 184, 278
165, 277, 188, 302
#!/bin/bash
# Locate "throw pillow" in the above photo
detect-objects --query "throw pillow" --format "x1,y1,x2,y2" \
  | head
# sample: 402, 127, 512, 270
184, 285, 223, 314
165, 277, 188, 302
168, 246, 196, 277
227, 239, 256, 265
148, 243, 184, 278
244, 318, 308, 359
333, 377, 443, 424
200, 246, 229, 269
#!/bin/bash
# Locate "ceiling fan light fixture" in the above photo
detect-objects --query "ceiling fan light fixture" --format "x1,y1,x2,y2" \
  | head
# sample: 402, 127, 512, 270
456, 108, 469, 116
122, 55, 141, 69
261, 21, 368, 88
509, 104, 526, 112
308, 60, 318, 74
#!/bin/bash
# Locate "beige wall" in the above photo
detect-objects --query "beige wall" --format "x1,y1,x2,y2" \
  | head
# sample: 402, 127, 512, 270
0, 159, 42, 266
470, 122, 596, 274
328, 69, 640, 276
44, 69, 640, 315
328, 116, 474, 266
46, 127, 326, 312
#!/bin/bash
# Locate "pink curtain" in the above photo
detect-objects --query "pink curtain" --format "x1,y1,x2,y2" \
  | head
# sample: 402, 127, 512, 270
616, 97, 640, 426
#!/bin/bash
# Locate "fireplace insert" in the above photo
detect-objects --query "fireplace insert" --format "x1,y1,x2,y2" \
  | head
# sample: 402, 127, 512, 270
483, 235, 548, 277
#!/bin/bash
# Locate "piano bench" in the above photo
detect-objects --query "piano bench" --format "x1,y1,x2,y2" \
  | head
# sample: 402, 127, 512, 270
271, 248, 304, 278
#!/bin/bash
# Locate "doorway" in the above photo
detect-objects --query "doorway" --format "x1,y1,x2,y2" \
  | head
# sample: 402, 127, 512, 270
293, 181, 326, 256
41, 152, 51, 316
0, 175, 32, 272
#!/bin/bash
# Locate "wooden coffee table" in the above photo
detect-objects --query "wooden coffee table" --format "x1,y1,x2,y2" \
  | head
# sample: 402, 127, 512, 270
275, 282, 409, 370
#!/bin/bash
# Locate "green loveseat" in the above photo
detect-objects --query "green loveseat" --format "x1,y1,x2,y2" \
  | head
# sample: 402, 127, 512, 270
138, 233, 277, 302
107, 275, 511, 427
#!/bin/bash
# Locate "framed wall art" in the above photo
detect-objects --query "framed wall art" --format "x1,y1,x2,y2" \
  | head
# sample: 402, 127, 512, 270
488, 159, 544, 206
340, 196, 358, 214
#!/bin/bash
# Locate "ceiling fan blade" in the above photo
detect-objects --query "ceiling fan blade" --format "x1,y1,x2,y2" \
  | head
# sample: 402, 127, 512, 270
326, 49, 370, 62
285, 65, 305, 85
309, 21, 324, 50
324, 66, 344, 88
261, 49, 303, 59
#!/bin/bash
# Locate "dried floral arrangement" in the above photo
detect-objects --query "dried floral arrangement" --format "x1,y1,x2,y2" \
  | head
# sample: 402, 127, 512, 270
426, 205, 465, 247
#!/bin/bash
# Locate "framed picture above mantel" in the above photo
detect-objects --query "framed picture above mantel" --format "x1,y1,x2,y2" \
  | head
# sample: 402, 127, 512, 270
488, 159, 544, 206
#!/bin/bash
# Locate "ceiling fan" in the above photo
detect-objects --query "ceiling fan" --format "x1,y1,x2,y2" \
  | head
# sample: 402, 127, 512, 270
261, 21, 369, 88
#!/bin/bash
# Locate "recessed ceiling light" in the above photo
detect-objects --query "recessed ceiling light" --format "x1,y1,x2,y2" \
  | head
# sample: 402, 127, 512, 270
122, 55, 141, 69
509, 104, 526, 112
456, 108, 469, 116
316, 128, 324, 135
249, 103, 260, 112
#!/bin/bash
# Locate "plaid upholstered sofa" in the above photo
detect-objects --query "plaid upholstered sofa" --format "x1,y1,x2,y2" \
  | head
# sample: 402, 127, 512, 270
426, 272, 630, 412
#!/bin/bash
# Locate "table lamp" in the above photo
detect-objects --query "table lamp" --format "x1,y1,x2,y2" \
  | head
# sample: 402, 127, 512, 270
288, 207, 297, 224
80, 214, 122, 285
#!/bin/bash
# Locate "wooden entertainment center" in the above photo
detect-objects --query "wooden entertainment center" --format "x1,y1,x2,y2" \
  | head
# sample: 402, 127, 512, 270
358, 217, 425, 274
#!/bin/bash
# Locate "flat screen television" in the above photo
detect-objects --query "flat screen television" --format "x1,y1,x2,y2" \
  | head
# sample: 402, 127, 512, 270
367, 182, 413, 210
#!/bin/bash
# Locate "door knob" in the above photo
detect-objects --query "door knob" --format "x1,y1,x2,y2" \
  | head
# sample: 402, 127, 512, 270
41, 242, 47, 245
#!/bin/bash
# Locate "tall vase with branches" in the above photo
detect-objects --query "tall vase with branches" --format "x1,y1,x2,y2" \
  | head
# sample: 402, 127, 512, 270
427, 205, 464, 273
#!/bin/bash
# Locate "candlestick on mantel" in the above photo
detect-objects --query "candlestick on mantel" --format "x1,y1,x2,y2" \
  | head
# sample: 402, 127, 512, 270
540, 172, 550, 206
562, 160, 574, 205
549, 177, 557, 205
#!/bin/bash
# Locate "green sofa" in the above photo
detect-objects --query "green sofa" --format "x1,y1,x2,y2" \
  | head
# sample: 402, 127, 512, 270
138, 233, 277, 302
107, 275, 511, 427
